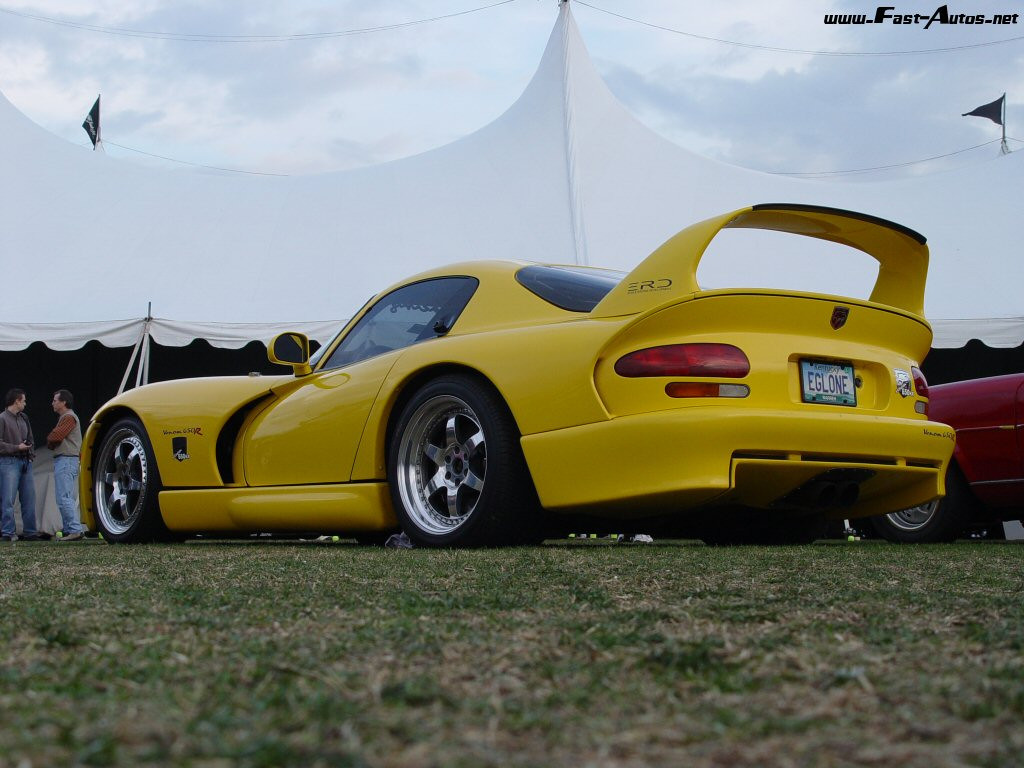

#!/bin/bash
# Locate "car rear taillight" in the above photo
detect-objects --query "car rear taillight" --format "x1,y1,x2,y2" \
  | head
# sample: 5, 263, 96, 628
614, 344, 750, 378
911, 366, 929, 414
911, 366, 928, 397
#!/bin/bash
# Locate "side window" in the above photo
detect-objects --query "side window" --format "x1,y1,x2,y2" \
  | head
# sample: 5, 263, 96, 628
515, 265, 623, 312
321, 277, 478, 370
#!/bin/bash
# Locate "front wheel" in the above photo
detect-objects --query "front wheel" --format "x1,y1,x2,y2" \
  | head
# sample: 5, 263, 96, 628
92, 418, 169, 543
388, 375, 540, 547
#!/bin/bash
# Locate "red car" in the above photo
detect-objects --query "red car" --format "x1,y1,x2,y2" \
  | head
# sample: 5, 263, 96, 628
865, 373, 1024, 542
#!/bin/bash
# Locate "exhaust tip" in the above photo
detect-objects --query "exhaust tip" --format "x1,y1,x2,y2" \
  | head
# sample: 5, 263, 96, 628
772, 468, 874, 511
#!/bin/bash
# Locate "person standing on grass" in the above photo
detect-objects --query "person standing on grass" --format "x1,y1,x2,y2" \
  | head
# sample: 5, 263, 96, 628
48, 389, 87, 542
0, 388, 44, 541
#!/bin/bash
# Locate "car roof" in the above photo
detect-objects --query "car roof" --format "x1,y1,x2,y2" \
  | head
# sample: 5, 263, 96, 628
367, 261, 624, 334
394, 259, 622, 286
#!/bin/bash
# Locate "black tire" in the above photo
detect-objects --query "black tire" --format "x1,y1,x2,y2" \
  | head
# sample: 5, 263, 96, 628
868, 463, 977, 543
91, 417, 170, 543
387, 374, 540, 547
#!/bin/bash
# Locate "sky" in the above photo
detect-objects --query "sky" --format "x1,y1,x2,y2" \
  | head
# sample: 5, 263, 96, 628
0, 0, 1021, 179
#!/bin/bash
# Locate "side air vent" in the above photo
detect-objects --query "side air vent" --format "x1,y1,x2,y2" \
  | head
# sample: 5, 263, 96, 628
216, 396, 274, 484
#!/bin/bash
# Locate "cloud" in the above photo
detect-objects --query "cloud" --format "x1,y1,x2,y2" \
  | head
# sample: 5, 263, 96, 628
1, 0, 1019, 176
591, 4, 1022, 176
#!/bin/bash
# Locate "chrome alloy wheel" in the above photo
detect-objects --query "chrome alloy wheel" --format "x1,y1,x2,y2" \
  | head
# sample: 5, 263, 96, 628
94, 428, 150, 536
395, 395, 487, 535
885, 500, 939, 532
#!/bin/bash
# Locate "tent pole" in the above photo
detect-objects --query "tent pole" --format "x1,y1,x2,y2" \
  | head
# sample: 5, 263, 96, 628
117, 321, 146, 395
141, 331, 151, 385
559, 0, 589, 266
142, 302, 152, 385
139, 332, 150, 386
136, 315, 152, 388
1001, 93, 1009, 154
135, 331, 149, 388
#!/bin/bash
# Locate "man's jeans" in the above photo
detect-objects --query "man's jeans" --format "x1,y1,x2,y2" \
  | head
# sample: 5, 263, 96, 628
55, 455, 87, 535
0, 456, 37, 537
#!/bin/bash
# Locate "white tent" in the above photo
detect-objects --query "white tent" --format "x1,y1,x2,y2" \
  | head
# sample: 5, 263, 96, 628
1, 2, 1021, 358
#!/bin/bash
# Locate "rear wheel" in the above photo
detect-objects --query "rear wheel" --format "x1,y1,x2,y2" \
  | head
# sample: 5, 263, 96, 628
868, 463, 976, 543
388, 375, 540, 547
92, 418, 170, 543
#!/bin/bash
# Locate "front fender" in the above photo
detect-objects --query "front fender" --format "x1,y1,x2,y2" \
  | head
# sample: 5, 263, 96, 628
85, 376, 291, 491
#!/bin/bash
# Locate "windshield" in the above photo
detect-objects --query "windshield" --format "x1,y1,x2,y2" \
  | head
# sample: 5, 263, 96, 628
308, 296, 373, 368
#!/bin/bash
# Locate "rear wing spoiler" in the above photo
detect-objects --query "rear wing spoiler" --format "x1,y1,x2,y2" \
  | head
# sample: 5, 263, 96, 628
592, 204, 929, 318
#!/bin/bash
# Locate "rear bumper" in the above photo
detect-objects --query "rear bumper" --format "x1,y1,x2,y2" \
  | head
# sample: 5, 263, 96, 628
520, 407, 954, 518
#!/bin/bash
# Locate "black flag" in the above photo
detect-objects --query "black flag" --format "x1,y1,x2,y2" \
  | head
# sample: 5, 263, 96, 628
82, 96, 101, 147
962, 94, 1004, 125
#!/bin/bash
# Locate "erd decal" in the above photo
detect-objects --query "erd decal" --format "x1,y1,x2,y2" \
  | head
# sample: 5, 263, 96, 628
626, 278, 673, 295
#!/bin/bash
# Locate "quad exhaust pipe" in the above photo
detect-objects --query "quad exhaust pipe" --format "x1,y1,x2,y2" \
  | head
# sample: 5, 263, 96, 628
775, 469, 873, 511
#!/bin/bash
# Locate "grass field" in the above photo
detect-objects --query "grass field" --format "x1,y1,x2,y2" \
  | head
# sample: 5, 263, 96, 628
1, 538, 1022, 767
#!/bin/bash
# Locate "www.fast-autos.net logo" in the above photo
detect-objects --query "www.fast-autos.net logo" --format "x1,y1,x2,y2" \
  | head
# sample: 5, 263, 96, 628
825, 5, 1020, 27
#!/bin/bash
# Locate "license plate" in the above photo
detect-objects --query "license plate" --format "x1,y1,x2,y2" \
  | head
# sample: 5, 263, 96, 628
800, 360, 856, 406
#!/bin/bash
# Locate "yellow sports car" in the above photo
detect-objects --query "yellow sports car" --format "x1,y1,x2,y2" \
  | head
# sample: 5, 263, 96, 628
81, 204, 955, 546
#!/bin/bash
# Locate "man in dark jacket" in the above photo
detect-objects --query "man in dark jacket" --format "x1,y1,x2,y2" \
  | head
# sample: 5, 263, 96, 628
0, 388, 43, 541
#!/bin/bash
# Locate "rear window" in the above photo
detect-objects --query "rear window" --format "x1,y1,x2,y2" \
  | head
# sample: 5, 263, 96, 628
515, 265, 623, 312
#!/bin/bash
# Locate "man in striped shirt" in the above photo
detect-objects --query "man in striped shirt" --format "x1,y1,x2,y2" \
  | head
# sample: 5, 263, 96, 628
48, 389, 88, 541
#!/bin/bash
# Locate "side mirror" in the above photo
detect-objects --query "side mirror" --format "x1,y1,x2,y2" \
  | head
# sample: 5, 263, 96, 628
268, 332, 312, 376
